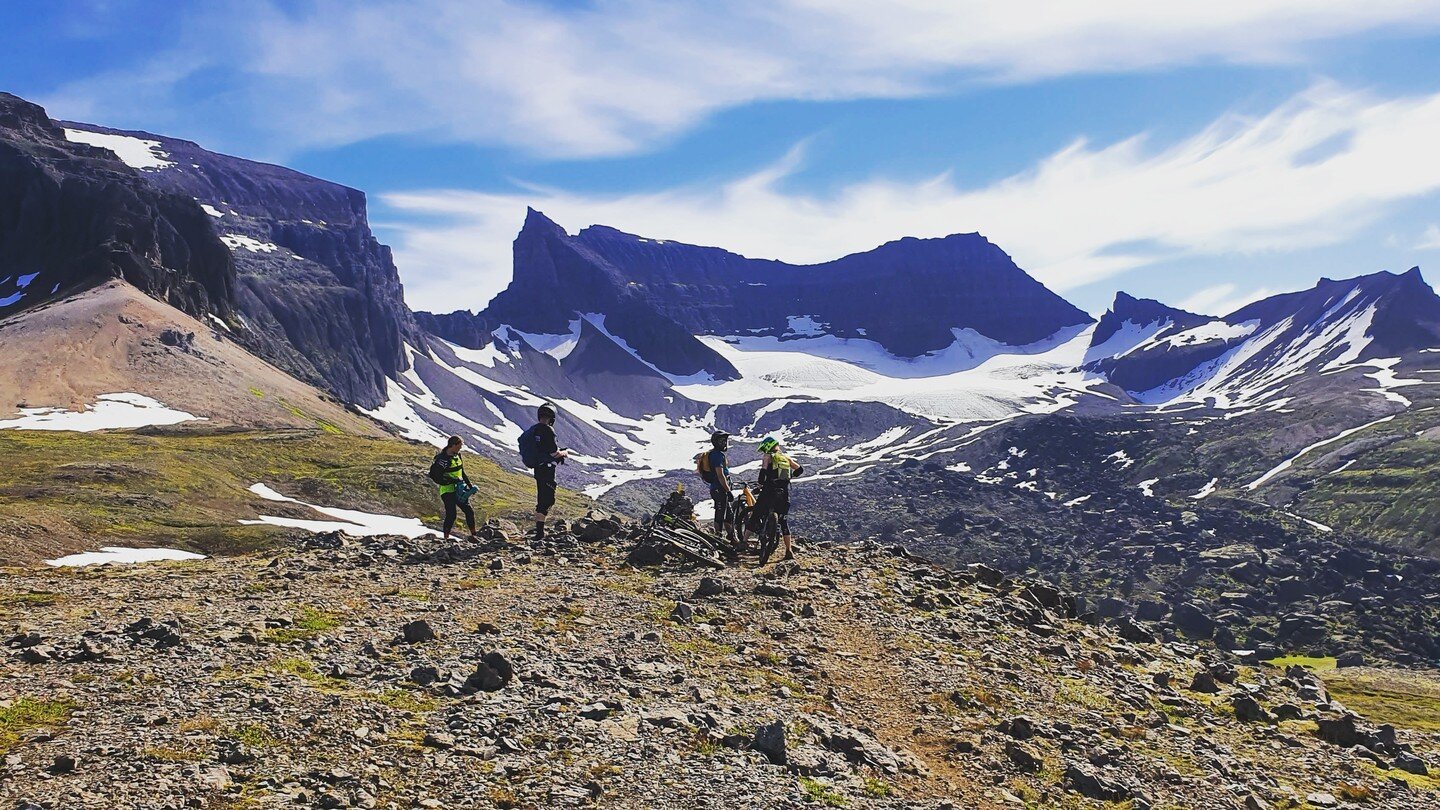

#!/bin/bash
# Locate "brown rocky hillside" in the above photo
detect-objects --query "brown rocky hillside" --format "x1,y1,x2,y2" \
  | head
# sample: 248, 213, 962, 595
1, 521, 1437, 809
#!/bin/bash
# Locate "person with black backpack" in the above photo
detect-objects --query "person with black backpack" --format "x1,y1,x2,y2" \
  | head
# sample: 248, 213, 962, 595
428, 435, 478, 540
518, 404, 567, 541
696, 431, 733, 540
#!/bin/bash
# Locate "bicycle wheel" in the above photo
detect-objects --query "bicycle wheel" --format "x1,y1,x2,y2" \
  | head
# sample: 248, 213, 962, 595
658, 527, 726, 568
757, 512, 779, 565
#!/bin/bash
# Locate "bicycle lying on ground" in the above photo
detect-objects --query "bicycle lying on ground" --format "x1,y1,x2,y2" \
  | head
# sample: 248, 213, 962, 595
641, 488, 740, 568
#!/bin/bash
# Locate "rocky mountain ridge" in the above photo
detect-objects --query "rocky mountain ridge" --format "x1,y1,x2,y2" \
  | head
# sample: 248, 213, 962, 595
3, 519, 1437, 808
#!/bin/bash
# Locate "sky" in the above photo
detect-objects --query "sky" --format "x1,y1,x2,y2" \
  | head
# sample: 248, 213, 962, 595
9, 1, 1440, 318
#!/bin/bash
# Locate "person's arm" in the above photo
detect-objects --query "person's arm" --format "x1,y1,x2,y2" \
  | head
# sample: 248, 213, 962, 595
714, 455, 730, 491
540, 424, 565, 459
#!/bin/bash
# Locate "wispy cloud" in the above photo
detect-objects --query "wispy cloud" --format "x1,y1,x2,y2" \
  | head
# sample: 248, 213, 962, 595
1417, 224, 1440, 250
1177, 283, 1279, 317
383, 84, 1440, 312
40, 0, 1440, 158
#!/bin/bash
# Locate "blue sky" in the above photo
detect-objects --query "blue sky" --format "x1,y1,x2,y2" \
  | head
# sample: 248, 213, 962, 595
9, 1, 1440, 317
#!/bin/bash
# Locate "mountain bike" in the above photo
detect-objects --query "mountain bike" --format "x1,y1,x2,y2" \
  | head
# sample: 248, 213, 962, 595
727, 481, 756, 551
641, 488, 734, 568
755, 507, 781, 566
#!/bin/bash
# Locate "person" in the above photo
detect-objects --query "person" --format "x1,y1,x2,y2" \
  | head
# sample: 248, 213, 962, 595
525, 404, 567, 541
702, 431, 733, 540
430, 435, 477, 540
755, 435, 803, 563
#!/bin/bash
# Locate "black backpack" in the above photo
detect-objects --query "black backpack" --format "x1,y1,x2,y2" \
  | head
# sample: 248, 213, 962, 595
427, 456, 452, 485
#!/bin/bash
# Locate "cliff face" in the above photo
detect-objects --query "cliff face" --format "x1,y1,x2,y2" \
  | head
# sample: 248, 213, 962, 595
58, 121, 427, 408
0, 93, 234, 322
570, 220, 1095, 355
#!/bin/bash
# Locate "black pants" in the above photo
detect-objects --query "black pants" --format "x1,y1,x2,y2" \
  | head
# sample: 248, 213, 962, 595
441, 491, 476, 536
534, 464, 557, 516
710, 486, 731, 525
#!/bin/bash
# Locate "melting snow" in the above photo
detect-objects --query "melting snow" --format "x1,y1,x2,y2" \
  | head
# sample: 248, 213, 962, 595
1137, 478, 1159, 497
1246, 414, 1397, 490
1105, 450, 1134, 469
0, 393, 203, 431
63, 128, 176, 170
46, 547, 205, 567
1062, 494, 1092, 507
1190, 478, 1218, 499
242, 483, 437, 538
220, 234, 280, 253
200, 204, 225, 218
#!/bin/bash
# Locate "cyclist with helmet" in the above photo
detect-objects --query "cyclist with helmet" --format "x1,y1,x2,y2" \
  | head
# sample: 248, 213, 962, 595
701, 431, 734, 540
755, 436, 803, 563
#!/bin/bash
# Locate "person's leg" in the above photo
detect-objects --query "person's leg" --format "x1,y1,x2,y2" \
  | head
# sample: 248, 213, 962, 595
441, 492, 458, 538
534, 465, 556, 540
778, 490, 794, 560
711, 487, 730, 536
459, 500, 477, 537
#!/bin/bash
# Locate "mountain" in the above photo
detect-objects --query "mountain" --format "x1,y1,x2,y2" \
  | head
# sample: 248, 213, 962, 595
1087, 269, 1440, 407
425, 208, 1095, 376
57, 121, 428, 408
0, 92, 234, 322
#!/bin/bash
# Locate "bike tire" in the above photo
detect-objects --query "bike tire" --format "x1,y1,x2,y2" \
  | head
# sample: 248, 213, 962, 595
757, 512, 779, 565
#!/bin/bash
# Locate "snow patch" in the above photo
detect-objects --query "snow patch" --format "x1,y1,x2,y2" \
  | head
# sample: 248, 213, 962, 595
220, 234, 280, 254
200, 204, 226, 218
46, 547, 205, 567
242, 483, 438, 538
0, 393, 203, 431
1190, 478, 1218, 499
1246, 414, 1397, 490
63, 128, 175, 170
1137, 478, 1159, 497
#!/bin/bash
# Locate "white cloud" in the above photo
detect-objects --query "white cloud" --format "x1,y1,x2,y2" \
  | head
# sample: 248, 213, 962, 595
1177, 283, 1279, 317
41, 0, 1440, 158
384, 84, 1440, 313
1417, 224, 1440, 250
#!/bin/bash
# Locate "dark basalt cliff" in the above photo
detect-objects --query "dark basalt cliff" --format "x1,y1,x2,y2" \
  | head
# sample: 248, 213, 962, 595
571, 219, 1094, 355
59, 122, 427, 408
421, 209, 1093, 378
0, 92, 234, 321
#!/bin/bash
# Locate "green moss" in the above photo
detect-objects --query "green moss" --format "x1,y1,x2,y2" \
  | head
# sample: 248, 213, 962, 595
265, 605, 342, 643
799, 776, 848, 807
370, 689, 438, 714
0, 697, 76, 754
1324, 669, 1440, 732
0, 428, 588, 560
861, 778, 893, 798
1265, 655, 1337, 672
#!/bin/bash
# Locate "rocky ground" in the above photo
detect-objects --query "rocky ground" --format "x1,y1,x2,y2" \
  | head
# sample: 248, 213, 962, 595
2, 516, 1438, 809
800, 415, 1440, 668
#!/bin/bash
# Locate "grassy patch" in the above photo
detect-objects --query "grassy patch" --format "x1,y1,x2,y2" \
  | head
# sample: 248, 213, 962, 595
1265, 655, 1337, 672
1324, 669, 1440, 732
799, 776, 848, 807
0, 697, 76, 754
370, 689, 438, 714
0, 428, 588, 562
862, 778, 893, 798
0, 591, 60, 608
265, 605, 342, 643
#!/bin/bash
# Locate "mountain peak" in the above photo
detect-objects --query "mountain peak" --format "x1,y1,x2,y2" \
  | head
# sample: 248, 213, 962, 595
1092, 292, 1209, 347
521, 207, 567, 237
